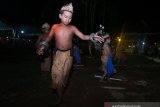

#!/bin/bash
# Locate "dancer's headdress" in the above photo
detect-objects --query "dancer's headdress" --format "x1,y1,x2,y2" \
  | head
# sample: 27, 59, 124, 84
60, 2, 73, 13
42, 23, 50, 29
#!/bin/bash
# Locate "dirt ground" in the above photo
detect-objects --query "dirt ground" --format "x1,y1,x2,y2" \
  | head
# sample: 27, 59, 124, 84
0, 46, 160, 107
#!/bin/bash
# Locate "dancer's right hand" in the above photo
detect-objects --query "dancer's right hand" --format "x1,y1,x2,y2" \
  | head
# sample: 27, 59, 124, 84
37, 46, 45, 55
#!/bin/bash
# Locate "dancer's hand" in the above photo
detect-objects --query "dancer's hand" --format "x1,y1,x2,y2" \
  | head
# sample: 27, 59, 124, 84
37, 46, 45, 55
36, 41, 49, 55
93, 34, 104, 43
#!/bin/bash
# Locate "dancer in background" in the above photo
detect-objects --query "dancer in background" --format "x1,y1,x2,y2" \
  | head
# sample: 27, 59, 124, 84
36, 23, 52, 72
100, 33, 117, 82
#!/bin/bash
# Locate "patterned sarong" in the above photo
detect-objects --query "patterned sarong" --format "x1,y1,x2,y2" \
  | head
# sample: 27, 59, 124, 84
51, 50, 73, 89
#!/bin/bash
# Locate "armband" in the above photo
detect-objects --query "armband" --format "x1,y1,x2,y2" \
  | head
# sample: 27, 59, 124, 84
89, 33, 97, 43
39, 41, 49, 50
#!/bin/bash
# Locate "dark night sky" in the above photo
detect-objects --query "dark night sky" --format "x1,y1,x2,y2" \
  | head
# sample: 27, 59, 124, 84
0, 0, 45, 24
0, 0, 160, 33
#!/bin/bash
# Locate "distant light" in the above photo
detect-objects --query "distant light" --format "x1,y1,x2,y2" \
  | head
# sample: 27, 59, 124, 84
142, 42, 145, 45
118, 38, 121, 42
116, 37, 122, 42
21, 30, 24, 34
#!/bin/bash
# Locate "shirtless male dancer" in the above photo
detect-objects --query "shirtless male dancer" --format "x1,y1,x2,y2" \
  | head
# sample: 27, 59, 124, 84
36, 23, 51, 72
37, 3, 104, 104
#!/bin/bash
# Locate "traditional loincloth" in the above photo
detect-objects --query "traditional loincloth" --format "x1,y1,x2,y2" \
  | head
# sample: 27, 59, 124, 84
51, 49, 73, 89
106, 56, 114, 76
101, 55, 115, 77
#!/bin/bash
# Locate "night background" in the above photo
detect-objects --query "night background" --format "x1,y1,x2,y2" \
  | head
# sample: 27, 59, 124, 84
1, 0, 160, 32
0, 0, 160, 107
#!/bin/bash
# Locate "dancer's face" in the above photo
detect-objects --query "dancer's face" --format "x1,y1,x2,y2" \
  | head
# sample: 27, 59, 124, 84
59, 11, 73, 25
42, 27, 50, 33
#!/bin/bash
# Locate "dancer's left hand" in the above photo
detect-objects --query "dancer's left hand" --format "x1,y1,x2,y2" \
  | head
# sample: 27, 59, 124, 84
93, 34, 104, 43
